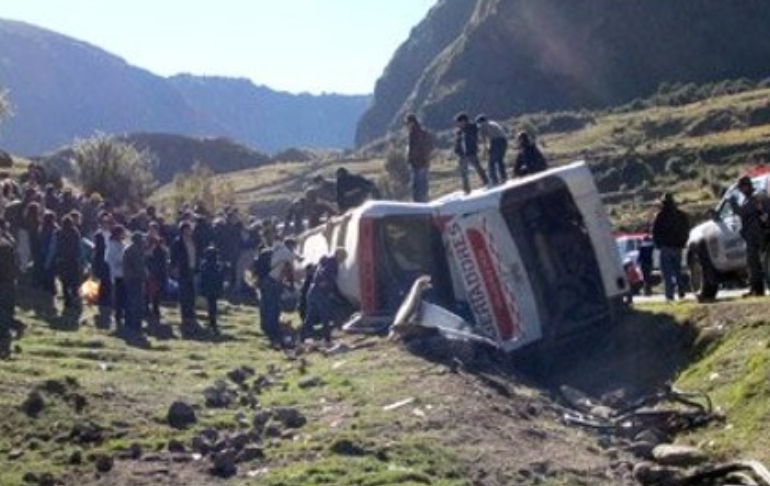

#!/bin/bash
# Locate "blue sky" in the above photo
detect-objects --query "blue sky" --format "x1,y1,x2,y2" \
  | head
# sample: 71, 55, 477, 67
1, 0, 437, 95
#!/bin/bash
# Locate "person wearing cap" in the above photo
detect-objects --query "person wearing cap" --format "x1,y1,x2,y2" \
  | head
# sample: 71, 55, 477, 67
729, 176, 770, 297
453, 112, 489, 193
651, 193, 691, 301
476, 115, 508, 186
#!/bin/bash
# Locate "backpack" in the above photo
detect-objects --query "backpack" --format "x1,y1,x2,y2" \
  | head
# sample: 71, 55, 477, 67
253, 248, 273, 279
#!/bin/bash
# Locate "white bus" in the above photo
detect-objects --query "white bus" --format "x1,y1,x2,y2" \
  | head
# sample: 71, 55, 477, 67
298, 161, 627, 352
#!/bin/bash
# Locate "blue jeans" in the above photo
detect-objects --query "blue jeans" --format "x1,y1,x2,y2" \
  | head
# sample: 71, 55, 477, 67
659, 246, 685, 300
411, 167, 429, 202
459, 154, 488, 193
301, 285, 334, 342
487, 138, 508, 185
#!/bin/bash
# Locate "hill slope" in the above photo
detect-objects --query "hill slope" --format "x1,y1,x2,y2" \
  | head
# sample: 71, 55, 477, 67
0, 19, 369, 156
356, 0, 770, 145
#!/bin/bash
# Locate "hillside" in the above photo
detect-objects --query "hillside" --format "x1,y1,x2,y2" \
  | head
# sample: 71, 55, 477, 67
156, 84, 770, 230
0, 19, 369, 156
1, 282, 769, 485
356, 0, 770, 145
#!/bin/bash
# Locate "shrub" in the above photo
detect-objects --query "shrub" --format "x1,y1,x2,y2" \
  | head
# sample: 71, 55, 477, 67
170, 162, 235, 215
0, 88, 12, 129
381, 148, 411, 200
72, 133, 156, 208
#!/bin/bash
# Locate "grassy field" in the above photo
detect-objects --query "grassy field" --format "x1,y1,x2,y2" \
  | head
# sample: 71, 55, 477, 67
150, 86, 770, 233
2, 284, 770, 485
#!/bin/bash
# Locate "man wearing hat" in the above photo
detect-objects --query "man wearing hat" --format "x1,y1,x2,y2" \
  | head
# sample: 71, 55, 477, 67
651, 193, 690, 301
729, 176, 770, 297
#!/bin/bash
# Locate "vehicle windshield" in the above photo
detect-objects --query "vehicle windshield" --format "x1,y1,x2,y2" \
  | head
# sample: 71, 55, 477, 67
718, 186, 745, 218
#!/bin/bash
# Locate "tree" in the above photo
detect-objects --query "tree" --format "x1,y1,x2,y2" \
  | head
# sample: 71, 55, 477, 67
379, 147, 411, 200
0, 88, 13, 129
169, 161, 235, 215
72, 133, 156, 208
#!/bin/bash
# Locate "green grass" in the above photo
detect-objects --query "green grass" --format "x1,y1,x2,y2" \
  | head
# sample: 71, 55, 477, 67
0, 289, 472, 485
622, 300, 770, 464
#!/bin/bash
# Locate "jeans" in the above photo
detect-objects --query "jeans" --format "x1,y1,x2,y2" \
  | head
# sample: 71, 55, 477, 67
258, 277, 284, 345
487, 138, 508, 185
459, 154, 489, 193
301, 285, 334, 342
411, 167, 429, 202
124, 278, 144, 331
659, 246, 685, 300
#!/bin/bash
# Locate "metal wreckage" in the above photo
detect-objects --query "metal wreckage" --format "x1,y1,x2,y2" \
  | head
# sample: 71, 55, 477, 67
298, 161, 628, 351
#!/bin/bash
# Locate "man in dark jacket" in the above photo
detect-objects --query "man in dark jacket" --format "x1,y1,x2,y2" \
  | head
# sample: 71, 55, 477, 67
123, 232, 147, 333
651, 193, 690, 301
170, 221, 197, 325
335, 168, 379, 213
454, 112, 489, 193
513, 131, 548, 177
0, 216, 19, 359
405, 113, 433, 202
729, 176, 770, 297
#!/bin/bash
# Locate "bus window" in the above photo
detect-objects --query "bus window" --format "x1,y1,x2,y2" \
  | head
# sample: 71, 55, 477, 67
372, 216, 453, 313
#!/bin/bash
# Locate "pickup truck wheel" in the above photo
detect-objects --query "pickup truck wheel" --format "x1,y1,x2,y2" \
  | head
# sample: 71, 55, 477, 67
689, 244, 718, 299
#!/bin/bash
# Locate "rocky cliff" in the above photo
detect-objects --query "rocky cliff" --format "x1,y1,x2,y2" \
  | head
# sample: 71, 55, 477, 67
356, 0, 770, 145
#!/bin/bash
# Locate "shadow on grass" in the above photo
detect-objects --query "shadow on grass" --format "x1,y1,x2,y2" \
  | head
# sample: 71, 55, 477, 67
47, 306, 83, 332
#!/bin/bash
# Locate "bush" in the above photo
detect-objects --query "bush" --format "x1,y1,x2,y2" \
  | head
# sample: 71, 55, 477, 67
0, 88, 12, 129
170, 162, 235, 215
72, 133, 156, 208
381, 148, 411, 200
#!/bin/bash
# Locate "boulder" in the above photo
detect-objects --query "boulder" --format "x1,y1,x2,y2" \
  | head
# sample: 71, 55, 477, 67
652, 444, 708, 467
167, 401, 197, 429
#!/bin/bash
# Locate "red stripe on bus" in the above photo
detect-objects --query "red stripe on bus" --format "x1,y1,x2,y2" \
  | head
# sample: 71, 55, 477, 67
466, 228, 518, 340
359, 218, 376, 314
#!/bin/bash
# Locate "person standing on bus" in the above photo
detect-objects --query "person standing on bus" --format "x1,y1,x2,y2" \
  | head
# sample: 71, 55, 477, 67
476, 115, 508, 186
405, 114, 434, 202
454, 112, 489, 193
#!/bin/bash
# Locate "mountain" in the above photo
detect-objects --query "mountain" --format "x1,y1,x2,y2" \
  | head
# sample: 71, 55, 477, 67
356, 0, 770, 145
0, 19, 369, 156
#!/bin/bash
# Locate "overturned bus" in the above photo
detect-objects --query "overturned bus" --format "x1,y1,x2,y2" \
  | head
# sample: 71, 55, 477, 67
298, 161, 628, 352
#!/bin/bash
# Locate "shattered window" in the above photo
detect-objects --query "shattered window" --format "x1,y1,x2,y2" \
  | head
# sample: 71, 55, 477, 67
373, 216, 453, 313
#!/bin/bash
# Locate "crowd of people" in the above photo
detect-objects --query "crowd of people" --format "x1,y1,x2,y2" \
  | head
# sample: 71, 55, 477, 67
0, 164, 362, 359
0, 114, 548, 359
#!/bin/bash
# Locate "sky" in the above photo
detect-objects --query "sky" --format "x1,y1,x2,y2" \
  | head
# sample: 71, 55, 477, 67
1, 0, 438, 95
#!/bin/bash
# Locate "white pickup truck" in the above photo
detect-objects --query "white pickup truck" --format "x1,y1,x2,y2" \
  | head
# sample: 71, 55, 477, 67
686, 171, 770, 299
298, 161, 628, 352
